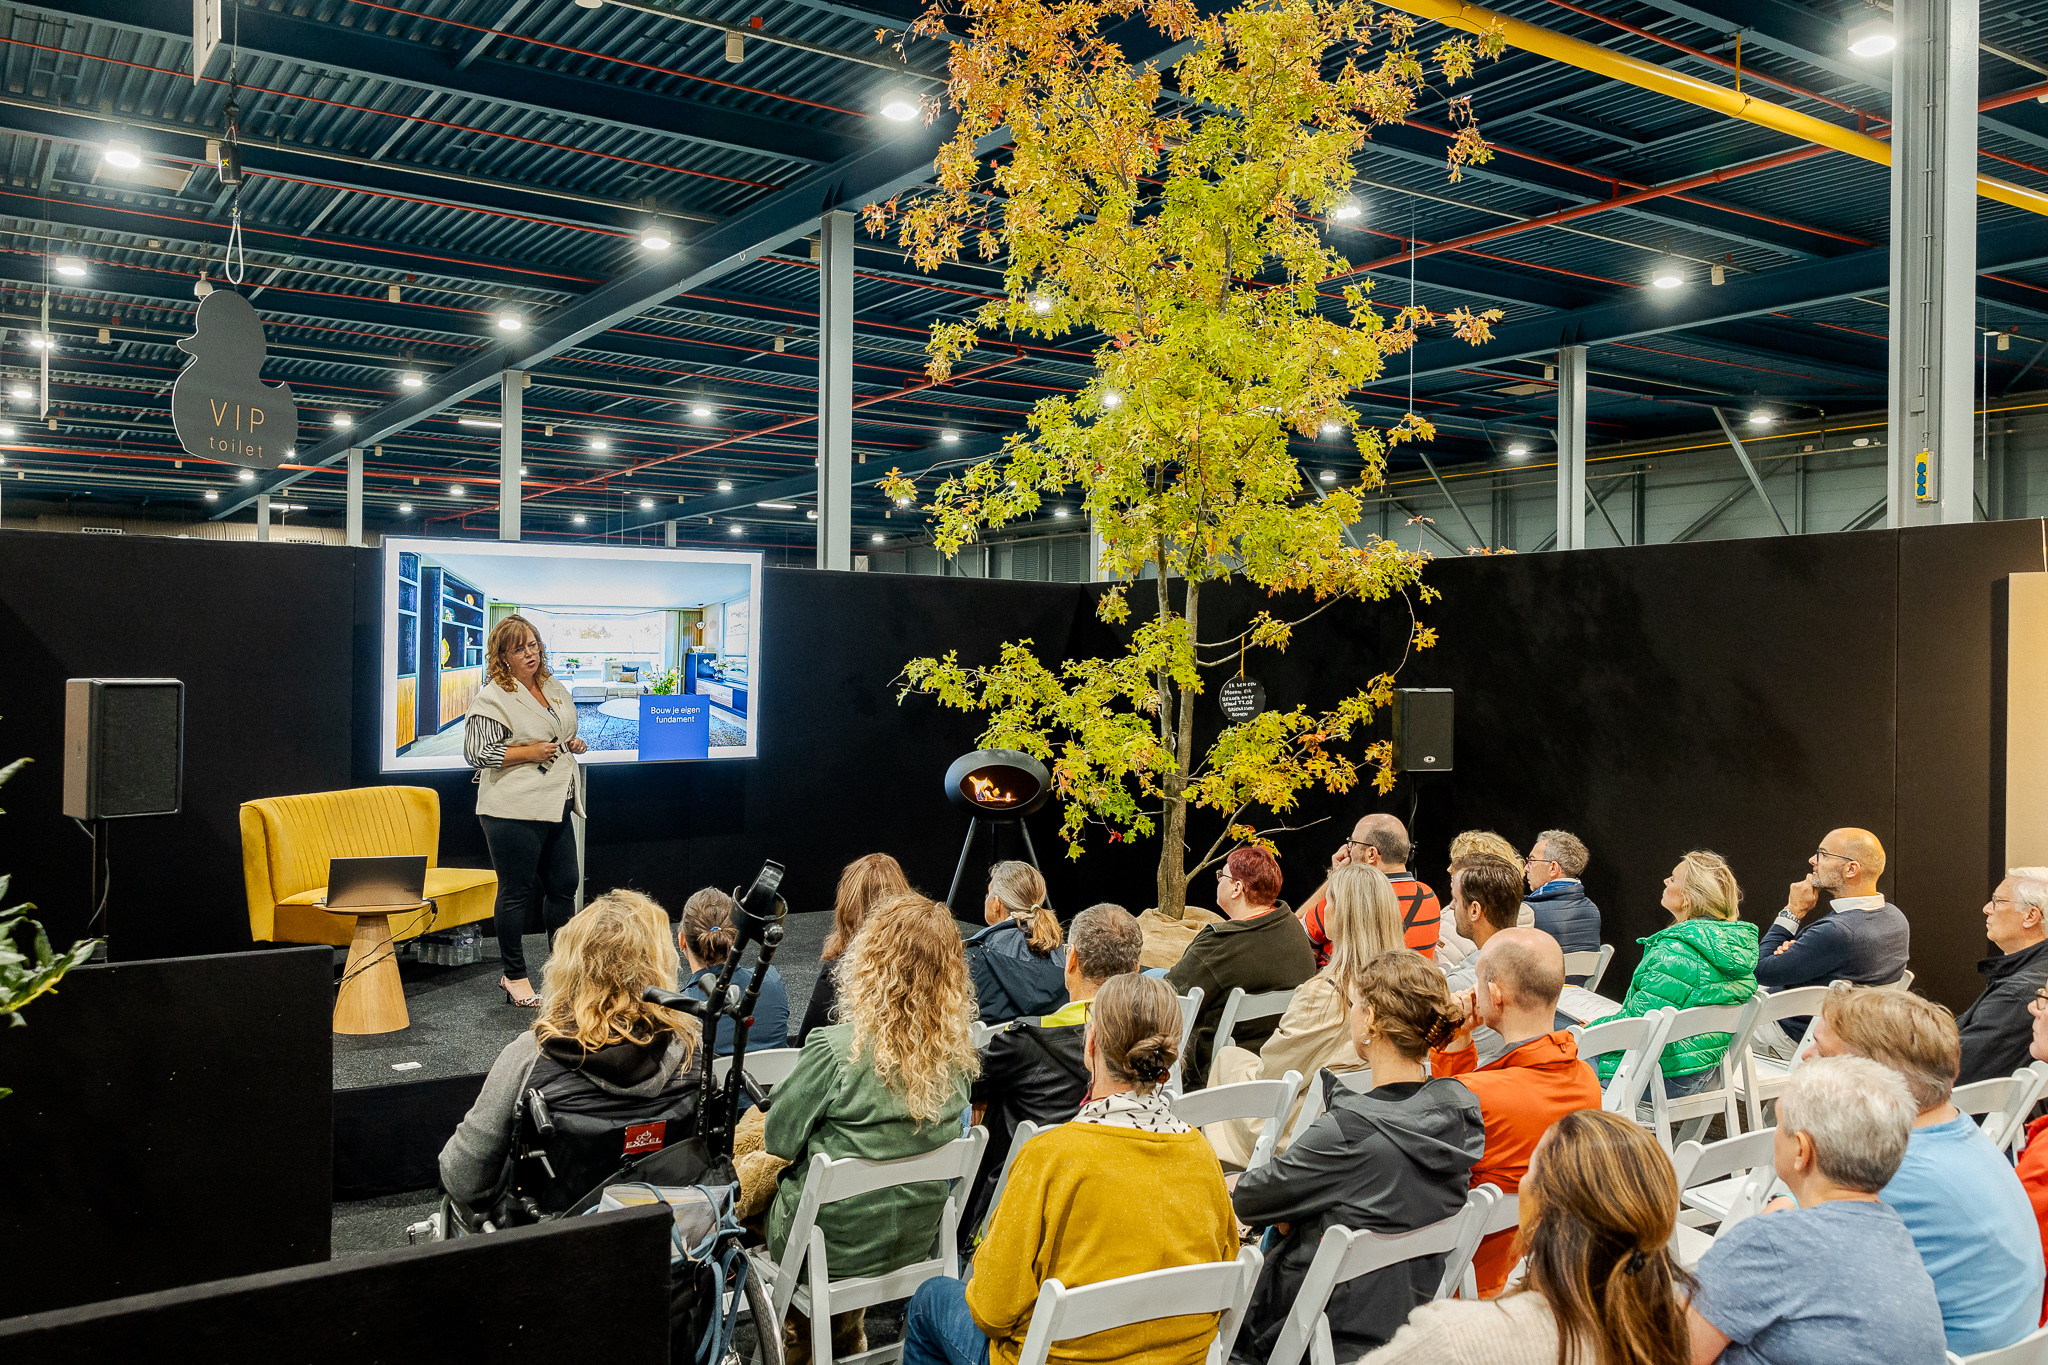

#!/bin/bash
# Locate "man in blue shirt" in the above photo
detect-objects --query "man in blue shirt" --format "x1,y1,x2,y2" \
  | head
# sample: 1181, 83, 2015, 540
1523, 829, 1600, 977
1811, 984, 2044, 1355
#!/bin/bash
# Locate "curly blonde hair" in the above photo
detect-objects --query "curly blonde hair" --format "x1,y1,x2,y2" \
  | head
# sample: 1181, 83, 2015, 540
486, 613, 553, 692
535, 889, 699, 1061
835, 892, 980, 1124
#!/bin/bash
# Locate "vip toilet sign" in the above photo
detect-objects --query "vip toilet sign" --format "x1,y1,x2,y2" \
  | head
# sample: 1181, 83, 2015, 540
171, 289, 297, 470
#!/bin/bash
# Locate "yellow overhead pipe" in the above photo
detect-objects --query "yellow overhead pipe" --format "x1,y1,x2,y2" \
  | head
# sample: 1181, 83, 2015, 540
1378, 0, 2048, 219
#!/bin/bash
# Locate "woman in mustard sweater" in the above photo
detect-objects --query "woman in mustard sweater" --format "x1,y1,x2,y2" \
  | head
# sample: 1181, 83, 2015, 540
903, 973, 1240, 1365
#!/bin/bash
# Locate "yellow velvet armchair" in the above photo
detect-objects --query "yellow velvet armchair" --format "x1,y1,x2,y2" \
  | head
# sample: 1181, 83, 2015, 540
240, 786, 498, 946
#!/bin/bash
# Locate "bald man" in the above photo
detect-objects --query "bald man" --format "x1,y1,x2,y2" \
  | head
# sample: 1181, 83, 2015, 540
1432, 927, 1601, 1295
1755, 828, 1911, 1021
1298, 812, 1443, 965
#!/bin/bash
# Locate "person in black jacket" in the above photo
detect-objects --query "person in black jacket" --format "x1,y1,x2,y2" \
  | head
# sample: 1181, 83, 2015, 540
1231, 949, 1485, 1363
961, 902, 1145, 1248
1956, 868, 2048, 1085
965, 860, 1068, 1024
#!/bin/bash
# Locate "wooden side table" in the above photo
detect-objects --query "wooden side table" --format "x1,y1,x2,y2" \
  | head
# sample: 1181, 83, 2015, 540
324, 901, 427, 1035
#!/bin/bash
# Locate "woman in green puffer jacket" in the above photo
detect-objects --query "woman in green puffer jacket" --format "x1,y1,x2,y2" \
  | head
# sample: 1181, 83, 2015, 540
1593, 850, 1760, 1097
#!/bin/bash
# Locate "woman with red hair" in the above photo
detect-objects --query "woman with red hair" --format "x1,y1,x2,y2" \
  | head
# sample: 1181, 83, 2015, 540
1165, 845, 1318, 1090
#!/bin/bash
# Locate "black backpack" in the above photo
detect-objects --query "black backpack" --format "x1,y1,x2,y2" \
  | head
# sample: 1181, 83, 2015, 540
511, 1049, 703, 1217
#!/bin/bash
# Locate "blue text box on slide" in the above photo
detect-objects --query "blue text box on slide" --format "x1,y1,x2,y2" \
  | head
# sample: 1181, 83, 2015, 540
639, 695, 710, 761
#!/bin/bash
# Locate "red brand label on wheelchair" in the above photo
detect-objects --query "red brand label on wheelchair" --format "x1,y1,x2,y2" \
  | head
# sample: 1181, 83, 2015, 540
622, 1121, 667, 1154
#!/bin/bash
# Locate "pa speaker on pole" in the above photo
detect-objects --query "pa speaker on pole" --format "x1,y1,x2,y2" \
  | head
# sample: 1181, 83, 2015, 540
62, 678, 185, 820
1391, 688, 1453, 773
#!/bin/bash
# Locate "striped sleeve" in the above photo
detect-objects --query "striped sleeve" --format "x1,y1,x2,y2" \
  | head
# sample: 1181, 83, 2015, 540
464, 713, 510, 770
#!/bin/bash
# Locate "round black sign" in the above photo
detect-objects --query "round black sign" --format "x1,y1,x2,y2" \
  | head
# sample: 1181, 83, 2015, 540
1219, 676, 1266, 722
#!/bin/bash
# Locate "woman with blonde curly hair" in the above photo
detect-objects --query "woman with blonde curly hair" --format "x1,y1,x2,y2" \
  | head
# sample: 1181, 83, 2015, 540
438, 889, 699, 1213
764, 891, 980, 1360
465, 612, 588, 1007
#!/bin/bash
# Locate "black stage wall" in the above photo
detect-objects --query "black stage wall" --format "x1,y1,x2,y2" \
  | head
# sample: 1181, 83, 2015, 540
3, 523, 2041, 1011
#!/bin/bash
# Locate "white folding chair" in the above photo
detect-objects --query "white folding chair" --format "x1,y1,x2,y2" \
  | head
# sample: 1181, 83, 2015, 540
1171, 1070, 1304, 1171
1732, 985, 1830, 1131
1575, 1007, 1675, 1123
1167, 986, 1205, 1094
1214, 986, 1299, 1056
1646, 994, 1766, 1151
1444, 1181, 1520, 1300
1562, 944, 1616, 993
1668, 1127, 1779, 1267
1947, 1322, 2048, 1364
712, 1046, 805, 1091
1292, 1067, 1374, 1133
1014, 1246, 1263, 1365
980, 1118, 1054, 1241
970, 1019, 1019, 1049
1265, 1190, 1493, 1365
1956, 1066, 2048, 1155
748, 1128, 989, 1365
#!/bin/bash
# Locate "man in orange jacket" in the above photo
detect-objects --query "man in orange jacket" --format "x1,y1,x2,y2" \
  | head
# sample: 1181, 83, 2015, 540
1432, 926, 1603, 1295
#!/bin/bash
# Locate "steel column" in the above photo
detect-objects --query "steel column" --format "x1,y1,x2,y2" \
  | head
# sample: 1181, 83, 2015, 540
255, 493, 271, 542
664, 519, 677, 548
1889, 0, 1980, 527
345, 446, 364, 546
500, 371, 523, 541
1556, 345, 1588, 550
816, 211, 855, 571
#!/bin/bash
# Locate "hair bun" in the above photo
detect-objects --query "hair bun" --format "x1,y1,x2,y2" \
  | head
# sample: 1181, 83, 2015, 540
1423, 1007, 1460, 1050
1123, 1032, 1178, 1084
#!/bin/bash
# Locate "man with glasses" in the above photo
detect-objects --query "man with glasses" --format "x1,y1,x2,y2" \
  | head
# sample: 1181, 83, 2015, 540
1523, 829, 1602, 979
1954, 867, 2048, 1086
1755, 828, 1909, 1042
1297, 813, 1443, 966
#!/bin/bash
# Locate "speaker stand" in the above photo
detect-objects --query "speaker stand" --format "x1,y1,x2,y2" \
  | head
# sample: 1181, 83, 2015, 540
84, 817, 110, 959
943, 816, 1041, 915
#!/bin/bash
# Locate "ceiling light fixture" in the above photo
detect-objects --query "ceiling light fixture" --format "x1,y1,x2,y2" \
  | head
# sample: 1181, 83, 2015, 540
53, 256, 86, 278
1649, 256, 1686, 289
399, 502, 414, 514
238, 469, 256, 481
728, 523, 744, 535
640, 221, 672, 251
0, 423, 15, 437
203, 489, 218, 501
458, 418, 504, 429
494, 312, 523, 332
332, 414, 353, 429
103, 138, 142, 169
1321, 420, 1343, 434
26, 334, 50, 351
940, 429, 959, 443
1053, 507, 1070, 519
1030, 294, 1053, 315
692, 403, 713, 417
879, 93, 918, 121
1330, 201, 1363, 221
1318, 470, 1337, 483
8, 386, 28, 400
806, 510, 818, 520
1101, 390, 1122, 408
717, 480, 733, 492
870, 532, 885, 543
1747, 409, 1774, 427
759, 501, 798, 509
640, 498, 655, 510
572, 513, 586, 524
1847, 20, 1895, 57
450, 485, 466, 497
894, 496, 911, 508
1507, 441, 1532, 457
400, 370, 423, 389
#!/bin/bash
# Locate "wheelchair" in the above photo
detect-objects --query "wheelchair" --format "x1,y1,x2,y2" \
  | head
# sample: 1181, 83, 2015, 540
409, 862, 793, 1365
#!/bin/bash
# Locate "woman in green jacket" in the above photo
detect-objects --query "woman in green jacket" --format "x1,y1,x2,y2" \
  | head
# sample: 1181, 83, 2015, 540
1593, 850, 1760, 1097
763, 890, 980, 1362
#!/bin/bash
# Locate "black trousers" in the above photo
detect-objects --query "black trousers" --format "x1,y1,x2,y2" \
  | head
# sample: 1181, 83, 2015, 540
479, 804, 579, 979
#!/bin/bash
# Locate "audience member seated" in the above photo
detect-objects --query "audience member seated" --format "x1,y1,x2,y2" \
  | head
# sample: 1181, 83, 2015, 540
1439, 854, 1527, 1065
964, 902, 1144, 1243
966, 860, 1068, 1024
1231, 951, 1484, 1362
1809, 983, 2045, 1355
1167, 845, 1317, 1090
679, 887, 789, 1054
1955, 866, 2048, 1085
1360, 1110, 1689, 1365
762, 892, 979, 1361
1205, 864, 1398, 1167
1437, 830, 1535, 965
1523, 829, 1602, 969
2020, 983, 2048, 1329
1753, 828, 1908, 1008
797, 852, 908, 1043
440, 889, 700, 1213
1300, 813, 1443, 964
1592, 851, 1759, 1099
903, 974, 1238, 1365
1432, 927, 1602, 1296
1685, 1055, 1944, 1365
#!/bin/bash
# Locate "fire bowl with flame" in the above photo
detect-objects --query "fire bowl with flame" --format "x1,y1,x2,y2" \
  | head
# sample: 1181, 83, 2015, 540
943, 748, 1051, 817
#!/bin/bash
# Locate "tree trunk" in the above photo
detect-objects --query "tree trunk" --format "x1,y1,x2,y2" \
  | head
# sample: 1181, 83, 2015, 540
1155, 578, 1199, 918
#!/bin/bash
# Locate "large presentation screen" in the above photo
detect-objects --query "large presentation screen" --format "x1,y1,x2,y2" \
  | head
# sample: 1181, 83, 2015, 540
380, 538, 763, 771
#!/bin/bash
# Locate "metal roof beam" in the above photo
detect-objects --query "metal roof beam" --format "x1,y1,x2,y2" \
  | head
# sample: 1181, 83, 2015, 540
35, 0, 860, 168
1399, 217, 2048, 380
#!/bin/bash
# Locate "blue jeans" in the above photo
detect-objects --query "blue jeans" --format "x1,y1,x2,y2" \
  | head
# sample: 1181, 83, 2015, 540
1664, 1067, 1719, 1098
904, 1277, 990, 1365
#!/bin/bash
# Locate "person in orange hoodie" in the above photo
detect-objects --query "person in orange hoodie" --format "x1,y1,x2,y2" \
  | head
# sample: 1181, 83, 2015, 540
1431, 926, 1603, 1295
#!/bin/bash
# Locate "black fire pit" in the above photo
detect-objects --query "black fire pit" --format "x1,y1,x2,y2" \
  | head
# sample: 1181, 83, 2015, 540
942, 748, 1050, 913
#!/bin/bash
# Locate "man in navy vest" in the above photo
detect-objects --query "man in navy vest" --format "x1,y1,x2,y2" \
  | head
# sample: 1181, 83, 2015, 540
1525, 829, 1602, 981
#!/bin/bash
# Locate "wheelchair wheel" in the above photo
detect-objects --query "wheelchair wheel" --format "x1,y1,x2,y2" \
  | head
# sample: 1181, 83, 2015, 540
741, 1261, 783, 1365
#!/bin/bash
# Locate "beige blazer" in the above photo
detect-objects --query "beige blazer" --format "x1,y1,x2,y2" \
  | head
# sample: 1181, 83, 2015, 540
469, 675, 583, 821
1203, 969, 1367, 1167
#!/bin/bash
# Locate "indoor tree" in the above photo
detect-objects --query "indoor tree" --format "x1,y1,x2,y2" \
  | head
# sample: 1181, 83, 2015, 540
1, 746, 98, 1098
874, 0, 1504, 917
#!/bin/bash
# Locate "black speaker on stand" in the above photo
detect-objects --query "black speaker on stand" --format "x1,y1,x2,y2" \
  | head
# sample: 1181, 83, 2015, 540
1391, 687, 1453, 851
62, 677, 185, 957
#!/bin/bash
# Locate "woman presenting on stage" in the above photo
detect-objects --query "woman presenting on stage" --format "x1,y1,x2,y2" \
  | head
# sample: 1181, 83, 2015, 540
465, 614, 587, 1008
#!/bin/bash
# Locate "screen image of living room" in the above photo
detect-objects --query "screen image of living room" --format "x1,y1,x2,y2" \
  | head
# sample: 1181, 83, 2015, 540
383, 540, 759, 768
